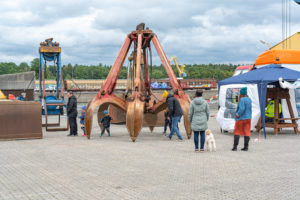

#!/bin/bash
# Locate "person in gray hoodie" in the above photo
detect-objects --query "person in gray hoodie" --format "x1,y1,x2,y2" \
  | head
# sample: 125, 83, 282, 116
188, 89, 210, 152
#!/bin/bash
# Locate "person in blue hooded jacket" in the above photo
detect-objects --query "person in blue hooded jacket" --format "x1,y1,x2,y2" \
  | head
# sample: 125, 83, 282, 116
232, 87, 252, 151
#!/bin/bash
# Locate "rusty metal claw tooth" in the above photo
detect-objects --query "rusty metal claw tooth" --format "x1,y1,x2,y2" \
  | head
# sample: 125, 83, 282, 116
126, 100, 145, 142
178, 96, 192, 139
149, 126, 154, 132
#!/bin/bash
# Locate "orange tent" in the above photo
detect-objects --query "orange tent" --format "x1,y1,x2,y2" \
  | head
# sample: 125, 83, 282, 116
254, 50, 300, 66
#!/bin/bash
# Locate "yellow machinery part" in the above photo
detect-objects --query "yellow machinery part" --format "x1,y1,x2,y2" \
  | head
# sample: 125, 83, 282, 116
0, 90, 7, 99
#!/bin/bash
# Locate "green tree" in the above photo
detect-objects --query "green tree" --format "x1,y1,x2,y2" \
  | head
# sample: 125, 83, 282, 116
19, 62, 30, 72
62, 63, 73, 79
0, 62, 20, 75
30, 58, 40, 78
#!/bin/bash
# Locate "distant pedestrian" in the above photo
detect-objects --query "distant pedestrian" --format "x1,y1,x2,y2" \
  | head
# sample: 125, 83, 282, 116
79, 105, 87, 136
100, 110, 112, 137
188, 89, 210, 152
232, 87, 252, 151
166, 92, 183, 140
67, 91, 78, 136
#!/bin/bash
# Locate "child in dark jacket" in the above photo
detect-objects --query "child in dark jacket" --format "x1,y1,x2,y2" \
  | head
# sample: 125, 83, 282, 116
79, 105, 87, 136
100, 110, 112, 137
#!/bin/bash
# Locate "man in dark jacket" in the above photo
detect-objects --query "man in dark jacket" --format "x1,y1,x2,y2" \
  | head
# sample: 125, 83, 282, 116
167, 93, 183, 140
67, 91, 78, 136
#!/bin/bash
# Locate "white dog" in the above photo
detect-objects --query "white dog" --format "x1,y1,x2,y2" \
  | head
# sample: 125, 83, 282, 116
205, 129, 217, 152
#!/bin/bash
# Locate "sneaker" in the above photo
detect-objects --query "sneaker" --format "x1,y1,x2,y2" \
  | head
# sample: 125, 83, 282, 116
195, 149, 199, 152
232, 148, 237, 151
177, 138, 183, 141
73, 134, 78, 136
67, 134, 73, 136
82, 134, 86, 136
200, 149, 204, 153
168, 136, 172, 140
241, 148, 248, 151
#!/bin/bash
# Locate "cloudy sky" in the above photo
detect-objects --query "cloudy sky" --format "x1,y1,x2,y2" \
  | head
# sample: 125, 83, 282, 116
0, 0, 299, 66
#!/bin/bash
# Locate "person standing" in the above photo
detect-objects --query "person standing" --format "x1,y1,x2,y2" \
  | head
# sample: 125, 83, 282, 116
100, 110, 112, 137
232, 87, 252, 151
163, 108, 171, 135
188, 89, 210, 152
67, 91, 78, 136
166, 92, 183, 140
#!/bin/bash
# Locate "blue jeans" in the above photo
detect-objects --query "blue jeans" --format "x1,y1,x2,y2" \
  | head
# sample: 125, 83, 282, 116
169, 117, 179, 131
169, 116, 182, 139
194, 131, 205, 150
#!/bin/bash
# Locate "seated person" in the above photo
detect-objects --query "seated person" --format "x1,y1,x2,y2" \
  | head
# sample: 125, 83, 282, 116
265, 99, 282, 122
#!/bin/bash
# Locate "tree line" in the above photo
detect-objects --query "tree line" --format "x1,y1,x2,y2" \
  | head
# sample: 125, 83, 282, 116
0, 58, 237, 81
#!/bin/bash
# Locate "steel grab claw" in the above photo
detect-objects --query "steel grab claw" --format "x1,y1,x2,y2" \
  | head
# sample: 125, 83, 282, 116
85, 94, 127, 139
126, 99, 145, 142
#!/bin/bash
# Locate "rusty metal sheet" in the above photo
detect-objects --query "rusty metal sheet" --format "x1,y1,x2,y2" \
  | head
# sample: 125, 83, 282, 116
107, 92, 165, 127
109, 105, 126, 124
0, 101, 42, 140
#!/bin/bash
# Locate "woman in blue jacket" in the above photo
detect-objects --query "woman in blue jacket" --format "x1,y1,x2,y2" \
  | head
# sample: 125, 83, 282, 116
232, 87, 252, 151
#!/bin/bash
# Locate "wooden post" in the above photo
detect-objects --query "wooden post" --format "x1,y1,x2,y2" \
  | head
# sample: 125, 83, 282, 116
274, 89, 279, 135
286, 95, 298, 134
256, 116, 262, 133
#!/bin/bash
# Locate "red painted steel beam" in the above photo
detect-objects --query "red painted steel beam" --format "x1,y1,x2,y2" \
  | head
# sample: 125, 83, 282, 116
143, 48, 150, 92
97, 36, 132, 98
134, 33, 143, 93
151, 35, 183, 95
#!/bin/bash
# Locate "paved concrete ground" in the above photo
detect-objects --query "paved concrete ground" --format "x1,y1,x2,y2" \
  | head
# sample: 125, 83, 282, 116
0, 109, 300, 200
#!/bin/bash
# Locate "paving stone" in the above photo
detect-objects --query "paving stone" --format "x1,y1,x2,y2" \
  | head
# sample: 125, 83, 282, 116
0, 109, 299, 200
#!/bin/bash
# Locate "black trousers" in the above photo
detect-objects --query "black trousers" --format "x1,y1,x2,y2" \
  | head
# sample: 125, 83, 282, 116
101, 127, 110, 136
69, 117, 78, 135
164, 120, 171, 133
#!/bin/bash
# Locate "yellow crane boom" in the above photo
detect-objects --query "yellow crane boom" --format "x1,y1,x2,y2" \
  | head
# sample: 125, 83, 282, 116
169, 56, 187, 78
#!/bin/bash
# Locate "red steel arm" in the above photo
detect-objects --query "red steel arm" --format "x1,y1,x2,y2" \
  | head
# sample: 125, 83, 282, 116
134, 33, 143, 92
143, 48, 150, 93
151, 34, 183, 93
98, 36, 132, 98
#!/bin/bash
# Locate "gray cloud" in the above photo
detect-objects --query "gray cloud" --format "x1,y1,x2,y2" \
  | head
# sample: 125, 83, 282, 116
0, 0, 299, 66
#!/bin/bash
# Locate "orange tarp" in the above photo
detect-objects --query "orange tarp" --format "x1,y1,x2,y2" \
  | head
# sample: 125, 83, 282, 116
255, 50, 300, 65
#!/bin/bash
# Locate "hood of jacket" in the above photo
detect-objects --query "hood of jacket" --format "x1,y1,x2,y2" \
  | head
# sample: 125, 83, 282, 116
167, 94, 174, 100
193, 97, 205, 105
